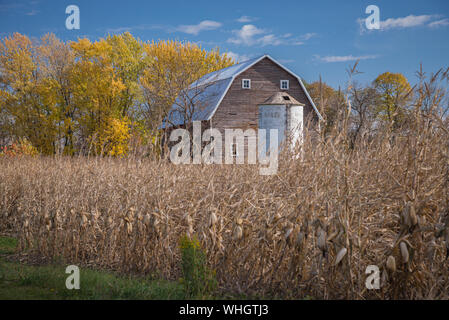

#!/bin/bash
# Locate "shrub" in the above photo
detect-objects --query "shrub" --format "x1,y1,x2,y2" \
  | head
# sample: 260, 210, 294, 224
0, 138, 38, 157
179, 235, 217, 298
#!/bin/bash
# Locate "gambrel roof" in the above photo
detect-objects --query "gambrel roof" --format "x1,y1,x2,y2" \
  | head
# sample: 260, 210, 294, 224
162, 55, 323, 128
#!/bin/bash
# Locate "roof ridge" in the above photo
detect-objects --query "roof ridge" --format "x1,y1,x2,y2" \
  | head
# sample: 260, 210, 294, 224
190, 54, 266, 88
215, 54, 265, 73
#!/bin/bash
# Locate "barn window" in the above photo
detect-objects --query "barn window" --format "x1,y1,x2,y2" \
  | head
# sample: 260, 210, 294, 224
232, 143, 238, 157
242, 79, 251, 89
280, 80, 289, 90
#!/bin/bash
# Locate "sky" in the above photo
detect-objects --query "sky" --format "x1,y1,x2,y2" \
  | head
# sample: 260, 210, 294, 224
0, 0, 448, 88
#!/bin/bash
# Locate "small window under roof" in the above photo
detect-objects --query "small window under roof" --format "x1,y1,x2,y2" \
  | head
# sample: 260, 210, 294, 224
283, 96, 290, 101
280, 80, 289, 90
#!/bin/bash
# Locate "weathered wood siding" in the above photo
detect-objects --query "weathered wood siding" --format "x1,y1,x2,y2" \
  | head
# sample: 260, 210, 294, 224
211, 57, 317, 132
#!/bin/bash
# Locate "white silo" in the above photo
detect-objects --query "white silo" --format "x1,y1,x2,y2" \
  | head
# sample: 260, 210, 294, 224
258, 92, 304, 154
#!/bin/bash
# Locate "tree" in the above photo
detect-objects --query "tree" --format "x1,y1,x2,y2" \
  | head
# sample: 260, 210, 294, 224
140, 41, 234, 131
373, 72, 413, 130
0, 32, 235, 157
38, 33, 77, 154
0, 33, 57, 154
305, 78, 345, 136
70, 37, 127, 154
349, 83, 380, 143
104, 32, 147, 118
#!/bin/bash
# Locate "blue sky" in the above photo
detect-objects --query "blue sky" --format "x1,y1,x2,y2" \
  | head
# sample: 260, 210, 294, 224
1, 0, 448, 88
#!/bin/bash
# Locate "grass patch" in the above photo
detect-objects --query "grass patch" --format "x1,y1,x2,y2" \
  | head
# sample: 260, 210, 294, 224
0, 236, 17, 255
0, 236, 185, 300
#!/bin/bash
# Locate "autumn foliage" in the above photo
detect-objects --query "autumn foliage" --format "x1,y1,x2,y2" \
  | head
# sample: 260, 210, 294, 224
0, 138, 38, 157
0, 32, 234, 156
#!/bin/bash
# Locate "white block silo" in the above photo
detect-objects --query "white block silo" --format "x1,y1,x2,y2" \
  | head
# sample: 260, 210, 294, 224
258, 92, 304, 154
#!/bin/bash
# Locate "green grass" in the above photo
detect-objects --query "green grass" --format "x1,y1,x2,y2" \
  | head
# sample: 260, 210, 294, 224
0, 236, 17, 255
0, 236, 185, 300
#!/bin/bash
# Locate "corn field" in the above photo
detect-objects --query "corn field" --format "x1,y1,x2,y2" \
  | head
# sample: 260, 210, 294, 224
1, 82, 449, 300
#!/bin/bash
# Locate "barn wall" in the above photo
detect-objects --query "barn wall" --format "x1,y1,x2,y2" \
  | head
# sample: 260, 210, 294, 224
161, 120, 211, 159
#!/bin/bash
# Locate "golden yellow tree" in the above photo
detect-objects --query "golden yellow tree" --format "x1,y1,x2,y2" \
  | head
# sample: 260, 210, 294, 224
141, 40, 234, 131
0, 33, 58, 154
38, 33, 77, 154
0, 32, 235, 157
373, 72, 413, 129
70, 37, 127, 154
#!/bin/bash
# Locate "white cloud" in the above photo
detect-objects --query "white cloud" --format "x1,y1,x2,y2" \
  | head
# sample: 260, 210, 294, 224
25, 9, 39, 16
225, 51, 252, 62
314, 54, 379, 63
228, 24, 266, 45
0, 2, 40, 16
176, 20, 222, 35
358, 14, 446, 33
300, 32, 317, 40
0, 3, 22, 12
380, 14, 435, 29
429, 18, 449, 28
236, 16, 256, 23
105, 26, 132, 33
228, 25, 312, 47
258, 34, 284, 46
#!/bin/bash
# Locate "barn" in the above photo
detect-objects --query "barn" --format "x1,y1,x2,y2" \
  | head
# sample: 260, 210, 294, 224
162, 54, 323, 157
